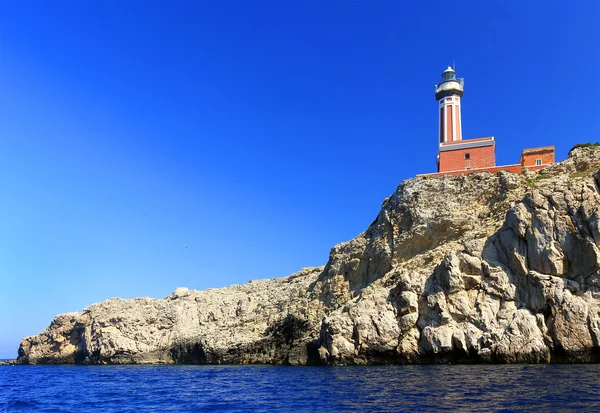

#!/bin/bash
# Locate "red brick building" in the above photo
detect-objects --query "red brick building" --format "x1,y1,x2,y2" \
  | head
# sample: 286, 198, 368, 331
418, 67, 555, 178
438, 137, 496, 172
520, 146, 556, 168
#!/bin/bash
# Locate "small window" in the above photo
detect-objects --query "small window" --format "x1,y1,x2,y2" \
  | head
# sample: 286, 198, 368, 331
465, 153, 470, 160
535, 159, 542, 166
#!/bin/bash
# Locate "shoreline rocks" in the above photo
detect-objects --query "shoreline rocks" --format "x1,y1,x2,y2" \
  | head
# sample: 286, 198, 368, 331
0, 360, 16, 365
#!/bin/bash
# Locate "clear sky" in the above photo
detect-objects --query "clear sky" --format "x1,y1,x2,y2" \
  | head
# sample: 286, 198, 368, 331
0, 1, 598, 359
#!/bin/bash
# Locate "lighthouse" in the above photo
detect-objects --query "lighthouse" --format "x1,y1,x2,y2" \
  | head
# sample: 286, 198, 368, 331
435, 66, 496, 173
436, 67, 463, 144
417, 66, 556, 178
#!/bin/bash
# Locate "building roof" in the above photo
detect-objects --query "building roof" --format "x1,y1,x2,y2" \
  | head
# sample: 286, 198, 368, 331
439, 137, 495, 152
440, 136, 494, 147
443, 66, 455, 73
521, 146, 555, 154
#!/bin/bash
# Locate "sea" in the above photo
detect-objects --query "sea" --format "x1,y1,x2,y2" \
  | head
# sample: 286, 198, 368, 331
1, 363, 599, 412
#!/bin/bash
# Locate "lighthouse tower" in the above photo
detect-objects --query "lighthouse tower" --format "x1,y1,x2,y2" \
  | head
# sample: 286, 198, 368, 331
434, 67, 495, 173
435, 66, 463, 144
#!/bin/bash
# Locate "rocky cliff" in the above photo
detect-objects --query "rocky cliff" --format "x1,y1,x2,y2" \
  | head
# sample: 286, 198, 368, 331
18, 146, 600, 365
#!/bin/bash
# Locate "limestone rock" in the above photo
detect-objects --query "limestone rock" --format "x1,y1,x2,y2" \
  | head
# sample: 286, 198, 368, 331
18, 146, 600, 364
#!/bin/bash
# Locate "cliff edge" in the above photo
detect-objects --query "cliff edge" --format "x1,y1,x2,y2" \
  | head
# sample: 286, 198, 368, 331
18, 146, 600, 365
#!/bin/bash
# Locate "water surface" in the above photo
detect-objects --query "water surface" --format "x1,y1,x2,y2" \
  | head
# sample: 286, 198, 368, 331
1, 364, 598, 412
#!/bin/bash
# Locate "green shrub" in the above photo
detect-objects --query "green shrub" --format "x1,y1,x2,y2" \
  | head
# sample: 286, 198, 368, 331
525, 178, 536, 188
568, 142, 600, 155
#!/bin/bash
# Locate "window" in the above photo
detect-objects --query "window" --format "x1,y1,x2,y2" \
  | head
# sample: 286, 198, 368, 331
535, 159, 542, 166
465, 153, 470, 160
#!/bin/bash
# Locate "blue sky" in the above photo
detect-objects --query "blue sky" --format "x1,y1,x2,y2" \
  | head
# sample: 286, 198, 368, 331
0, 1, 598, 359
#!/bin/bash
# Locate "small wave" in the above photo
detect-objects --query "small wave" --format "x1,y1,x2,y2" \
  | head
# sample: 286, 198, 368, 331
7, 399, 39, 409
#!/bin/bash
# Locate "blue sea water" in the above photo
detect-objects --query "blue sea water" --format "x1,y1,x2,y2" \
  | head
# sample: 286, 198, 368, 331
1, 364, 599, 412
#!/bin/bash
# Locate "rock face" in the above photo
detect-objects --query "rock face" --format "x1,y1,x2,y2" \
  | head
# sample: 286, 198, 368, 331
18, 147, 600, 365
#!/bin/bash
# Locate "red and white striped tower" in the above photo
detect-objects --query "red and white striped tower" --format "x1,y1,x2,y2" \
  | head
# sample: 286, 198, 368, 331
435, 67, 464, 144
